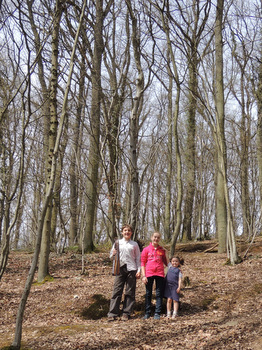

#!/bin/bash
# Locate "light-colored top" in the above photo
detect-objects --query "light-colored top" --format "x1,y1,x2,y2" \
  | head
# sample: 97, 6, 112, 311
110, 238, 141, 272
141, 242, 167, 278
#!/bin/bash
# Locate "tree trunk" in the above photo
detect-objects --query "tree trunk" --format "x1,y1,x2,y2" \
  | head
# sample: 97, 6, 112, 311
125, 0, 145, 238
38, 1, 63, 282
162, 8, 183, 256
215, 0, 227, 254
164, 54, 173, 241
12, 1, 87, 346
256, 30, 262, 215
83, 0, 104, 252
102, 8, 130, 241
69, 56, 85, 247
215, 0, 238, 263
182, 60, 197, 241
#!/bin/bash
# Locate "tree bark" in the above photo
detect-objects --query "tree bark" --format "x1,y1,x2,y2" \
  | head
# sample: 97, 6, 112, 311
215, 0, 239, 263
12, 1, 87, 346
256, 21, 262, 216
38, 1, 63, 282
83, 0, 105, 252
125, 0, 145, 238
159, 2, 183, 256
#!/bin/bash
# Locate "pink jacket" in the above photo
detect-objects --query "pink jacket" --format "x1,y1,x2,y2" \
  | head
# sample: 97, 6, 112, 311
141, 243, 167, 278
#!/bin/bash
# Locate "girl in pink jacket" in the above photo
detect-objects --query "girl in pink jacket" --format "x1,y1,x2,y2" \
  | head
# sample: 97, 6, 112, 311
141, 232, 168, 320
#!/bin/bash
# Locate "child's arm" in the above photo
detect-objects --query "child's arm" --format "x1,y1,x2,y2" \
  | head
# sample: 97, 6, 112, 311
109, 244, 117, 259
177, 271, 182, 293
141, 266, 147, 284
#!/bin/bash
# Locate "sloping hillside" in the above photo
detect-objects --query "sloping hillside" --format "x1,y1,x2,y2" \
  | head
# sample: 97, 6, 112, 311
1, 239, 262, 349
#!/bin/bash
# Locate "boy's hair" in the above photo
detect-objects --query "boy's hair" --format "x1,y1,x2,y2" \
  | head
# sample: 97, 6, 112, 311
121, 224, 133, 233
172, 256, 184, 266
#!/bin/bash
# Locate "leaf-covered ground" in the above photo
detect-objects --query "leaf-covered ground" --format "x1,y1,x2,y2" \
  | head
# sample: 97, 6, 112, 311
0, 239, 262, 350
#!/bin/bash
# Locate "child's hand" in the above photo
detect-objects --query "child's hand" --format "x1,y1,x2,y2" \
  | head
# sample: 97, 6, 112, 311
176, 287, 180, 293
112, 248, 117, 256
142, 276, 148, 284
136, 271, 141, 279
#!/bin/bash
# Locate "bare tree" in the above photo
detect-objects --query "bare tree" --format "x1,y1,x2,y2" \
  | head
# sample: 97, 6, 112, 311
11, 0, 87, 346
38, 0, 64, 282
214, 0, 239, 263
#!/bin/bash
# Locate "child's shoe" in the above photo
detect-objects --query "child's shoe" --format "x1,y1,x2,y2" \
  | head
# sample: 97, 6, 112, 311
172, 312, 177, 319
167, 311, 171, 318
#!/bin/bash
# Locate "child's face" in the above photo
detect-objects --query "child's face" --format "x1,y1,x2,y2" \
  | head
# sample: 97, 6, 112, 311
122, 227, 132, 240
151, 232, 161, 246
171, 258, 180, 267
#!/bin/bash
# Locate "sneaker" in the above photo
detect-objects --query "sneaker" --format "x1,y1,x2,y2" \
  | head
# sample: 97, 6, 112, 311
172, 312, 177, 319
107, 316, 116, 322
143, 314, 151, 320
167, 312, 171, 318
154, 314, 160, 320
121, 314, 129, 321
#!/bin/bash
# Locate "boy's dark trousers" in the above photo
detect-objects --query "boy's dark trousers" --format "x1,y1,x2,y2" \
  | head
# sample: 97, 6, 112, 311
108, 264, 137, 317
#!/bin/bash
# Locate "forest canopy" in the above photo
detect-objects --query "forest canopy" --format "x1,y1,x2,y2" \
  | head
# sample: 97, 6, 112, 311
0, 0, 262, 267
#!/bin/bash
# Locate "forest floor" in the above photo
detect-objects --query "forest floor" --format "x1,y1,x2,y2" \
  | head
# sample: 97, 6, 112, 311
0, 238, 262, 350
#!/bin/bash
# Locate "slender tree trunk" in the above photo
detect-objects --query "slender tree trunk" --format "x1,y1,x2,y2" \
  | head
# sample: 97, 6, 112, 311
102, 17, 130, 241
83, 0, 104, 252
164, 55, 173, 241
38, 1, 63, 282
239, 78, 251, 238
182, 60, 197, 241
230, 33, 252, 239
215, 0, 227, 254
159, 2, 183, 255
215, 0, 238, 263
256, 22, 262, 214
125, 0, 145, 238
12, 2, 87, 346
69, 56, 85, 247
170, 85, 182, 256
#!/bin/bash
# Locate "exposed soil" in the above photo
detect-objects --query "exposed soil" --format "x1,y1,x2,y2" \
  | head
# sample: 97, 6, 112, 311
0, 239, 262, 349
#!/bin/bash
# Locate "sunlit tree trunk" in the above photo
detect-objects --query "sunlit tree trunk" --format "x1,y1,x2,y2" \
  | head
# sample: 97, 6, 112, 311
159, 3, 183, 256
163, 54, 173, 241
229, 21, 254, 238
69, 56, 85, 247
182, 59, 197, 241
256, 14, 262, 214
215, 0, 227, 254
38, 1, 63, 282
84, 0, 110, 252
125, 0, 145, 238
12, 1, 87, 345
101, 8, 130, 242
215, 0, 238, 263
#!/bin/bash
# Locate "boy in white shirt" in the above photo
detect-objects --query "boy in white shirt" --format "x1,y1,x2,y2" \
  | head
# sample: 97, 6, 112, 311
108, 224, 141, 321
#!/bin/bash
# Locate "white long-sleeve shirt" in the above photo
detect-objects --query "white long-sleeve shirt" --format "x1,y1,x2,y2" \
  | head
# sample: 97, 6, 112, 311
110, 238, 141, 272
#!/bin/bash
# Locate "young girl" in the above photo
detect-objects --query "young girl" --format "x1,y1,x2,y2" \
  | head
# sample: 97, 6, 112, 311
141, 232, 168, 320
164, 256, 184, 319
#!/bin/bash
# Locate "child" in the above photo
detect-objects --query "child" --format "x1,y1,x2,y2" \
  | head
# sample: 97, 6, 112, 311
107, 224, 141, 321
164, 256, 184, 319
141, 232, 168, 320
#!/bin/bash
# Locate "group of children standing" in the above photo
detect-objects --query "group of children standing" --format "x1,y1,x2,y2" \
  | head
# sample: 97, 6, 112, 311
107, 224, 184, 321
